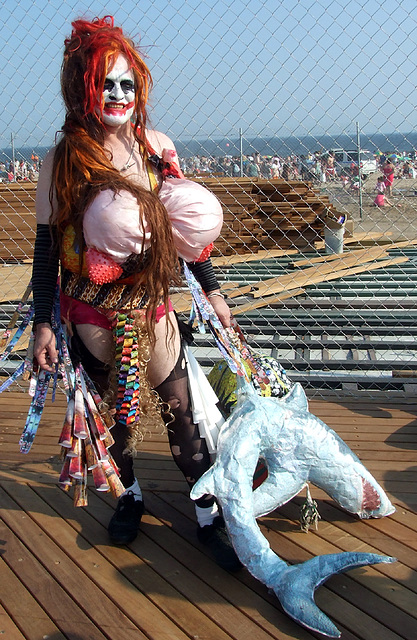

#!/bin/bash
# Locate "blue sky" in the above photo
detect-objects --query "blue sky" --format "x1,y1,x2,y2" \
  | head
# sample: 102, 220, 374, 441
1, 0, 416, 149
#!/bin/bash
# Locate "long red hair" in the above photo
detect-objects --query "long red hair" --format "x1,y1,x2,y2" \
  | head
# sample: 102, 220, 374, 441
51, 16, 181, 336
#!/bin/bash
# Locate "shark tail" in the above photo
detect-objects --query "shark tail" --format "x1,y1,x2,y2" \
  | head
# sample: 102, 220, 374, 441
274, 552, 396, 638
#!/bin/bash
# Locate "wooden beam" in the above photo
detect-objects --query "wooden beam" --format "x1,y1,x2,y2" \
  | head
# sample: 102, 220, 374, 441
227, 247, 391, 298
211, 248, 299, 266
231, 288, 305, 314
252, 256, 409, 299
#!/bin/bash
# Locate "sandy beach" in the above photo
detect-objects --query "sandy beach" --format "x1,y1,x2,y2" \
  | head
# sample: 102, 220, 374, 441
318, 173, 417, 241
321, 175, 417, 242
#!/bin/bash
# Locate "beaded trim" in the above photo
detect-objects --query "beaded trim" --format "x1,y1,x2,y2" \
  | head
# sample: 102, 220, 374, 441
61, 269, 148, 311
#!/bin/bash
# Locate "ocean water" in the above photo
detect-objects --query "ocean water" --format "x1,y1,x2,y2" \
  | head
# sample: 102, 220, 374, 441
175, 132, 417, 158
2, 131, 417, 162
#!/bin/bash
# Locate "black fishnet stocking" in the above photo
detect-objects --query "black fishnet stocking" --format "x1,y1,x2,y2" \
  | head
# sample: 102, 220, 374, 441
154, 348, 214, 508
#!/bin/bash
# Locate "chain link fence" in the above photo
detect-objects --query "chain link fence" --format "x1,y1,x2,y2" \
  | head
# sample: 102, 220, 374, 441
1, 0, 417, 397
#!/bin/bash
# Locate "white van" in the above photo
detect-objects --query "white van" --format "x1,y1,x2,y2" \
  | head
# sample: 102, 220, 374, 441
329, 149, 378, 178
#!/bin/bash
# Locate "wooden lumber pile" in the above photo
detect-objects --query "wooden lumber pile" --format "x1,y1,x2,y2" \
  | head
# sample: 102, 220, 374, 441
191, 178, 264, 255
192, 177, 338, 255
252, 179, 330, 248
0, 178, 339, 261
0, 183, 37, 261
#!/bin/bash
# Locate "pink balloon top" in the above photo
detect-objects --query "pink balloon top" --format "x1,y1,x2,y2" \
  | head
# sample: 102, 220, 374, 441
83, 178, 223, 265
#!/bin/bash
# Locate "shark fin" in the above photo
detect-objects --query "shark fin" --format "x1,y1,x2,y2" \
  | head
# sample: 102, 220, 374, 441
281, 382, 309, 411
190, 467, 217, 501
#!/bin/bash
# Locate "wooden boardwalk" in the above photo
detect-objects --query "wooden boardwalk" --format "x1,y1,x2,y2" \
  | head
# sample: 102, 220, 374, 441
0, 388, 416, 640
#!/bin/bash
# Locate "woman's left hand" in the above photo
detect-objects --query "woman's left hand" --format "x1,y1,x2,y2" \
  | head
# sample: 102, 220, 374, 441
209, 292, 235, 328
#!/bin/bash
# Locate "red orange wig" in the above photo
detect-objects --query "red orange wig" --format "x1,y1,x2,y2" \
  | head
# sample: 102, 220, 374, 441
63, 16, 151, 130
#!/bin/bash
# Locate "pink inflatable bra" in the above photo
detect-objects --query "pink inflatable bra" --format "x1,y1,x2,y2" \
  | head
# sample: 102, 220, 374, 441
83, 177, 223, 285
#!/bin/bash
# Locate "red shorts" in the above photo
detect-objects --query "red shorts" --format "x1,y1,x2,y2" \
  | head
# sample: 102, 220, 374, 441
60, 292, 173, 330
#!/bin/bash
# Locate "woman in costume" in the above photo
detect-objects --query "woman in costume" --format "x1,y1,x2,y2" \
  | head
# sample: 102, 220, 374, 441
32, 16, 241, 571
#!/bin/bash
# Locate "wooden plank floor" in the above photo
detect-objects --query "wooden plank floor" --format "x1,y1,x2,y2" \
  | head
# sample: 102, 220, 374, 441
0, 388, 416, 640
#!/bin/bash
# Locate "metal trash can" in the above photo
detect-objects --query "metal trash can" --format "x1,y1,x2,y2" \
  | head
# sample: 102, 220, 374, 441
324, 214, 347, 254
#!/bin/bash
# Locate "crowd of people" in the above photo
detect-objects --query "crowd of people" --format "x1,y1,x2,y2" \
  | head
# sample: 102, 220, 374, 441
179, 149, 417, 208
179, 152, 306, 180
179, 150, 417, 184
0, 155, 41, 182
3, 146, 416, 187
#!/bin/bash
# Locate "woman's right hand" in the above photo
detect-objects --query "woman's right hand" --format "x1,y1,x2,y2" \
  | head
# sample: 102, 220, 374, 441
33, 323, 59, 372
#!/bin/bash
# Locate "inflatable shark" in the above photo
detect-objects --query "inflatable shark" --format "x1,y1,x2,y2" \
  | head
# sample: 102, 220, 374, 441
191, 381, 395, 638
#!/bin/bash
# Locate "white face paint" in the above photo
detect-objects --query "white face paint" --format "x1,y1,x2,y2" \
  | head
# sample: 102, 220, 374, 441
98, 53, 135, 128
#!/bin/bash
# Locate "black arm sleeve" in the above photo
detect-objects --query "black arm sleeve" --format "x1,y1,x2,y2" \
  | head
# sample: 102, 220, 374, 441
32, 224, 60, 325
187, 258, 220, 294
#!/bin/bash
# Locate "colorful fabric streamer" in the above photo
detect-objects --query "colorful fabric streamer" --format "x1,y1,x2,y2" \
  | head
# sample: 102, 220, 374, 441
0, 285, 125, 505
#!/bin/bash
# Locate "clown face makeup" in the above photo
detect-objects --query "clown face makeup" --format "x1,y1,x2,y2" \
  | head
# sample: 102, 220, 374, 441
98, 53, 135, 127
